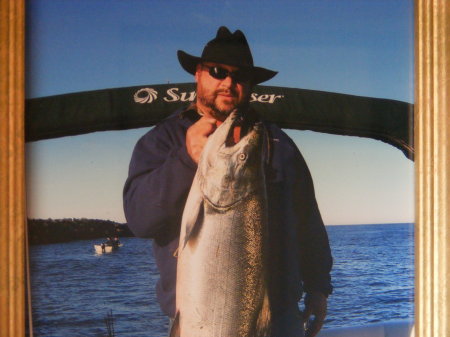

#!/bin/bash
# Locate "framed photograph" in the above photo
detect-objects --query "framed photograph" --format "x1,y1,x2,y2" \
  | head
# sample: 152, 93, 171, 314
0, 1, 448, 336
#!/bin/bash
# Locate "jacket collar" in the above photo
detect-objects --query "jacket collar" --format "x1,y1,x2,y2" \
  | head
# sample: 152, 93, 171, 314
178, 103, 202, 122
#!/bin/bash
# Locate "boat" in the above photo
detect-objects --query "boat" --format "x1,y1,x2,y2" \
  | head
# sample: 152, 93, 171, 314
28, 85, 415, 333
94, 243, 123, 254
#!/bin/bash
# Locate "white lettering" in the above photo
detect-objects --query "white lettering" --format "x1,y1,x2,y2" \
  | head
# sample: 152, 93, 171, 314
163, 88, 196, 102
164, 88, 180, 102
160, 88, 282, 104
180, 91, 196, 102
250, 93, 284, 104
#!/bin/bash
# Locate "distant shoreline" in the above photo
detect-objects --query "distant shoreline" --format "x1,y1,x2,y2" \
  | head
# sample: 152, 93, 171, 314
28, 219, 413, 245
27, 218, 134, 245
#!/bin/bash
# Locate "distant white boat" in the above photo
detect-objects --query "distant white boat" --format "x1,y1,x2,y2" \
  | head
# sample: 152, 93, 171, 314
94, 243, 123, 254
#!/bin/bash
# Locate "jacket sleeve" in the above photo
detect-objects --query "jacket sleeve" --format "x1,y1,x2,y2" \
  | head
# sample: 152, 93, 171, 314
123, 120, 197, 244
297, 189, 333, 296
285, 137, 333, 297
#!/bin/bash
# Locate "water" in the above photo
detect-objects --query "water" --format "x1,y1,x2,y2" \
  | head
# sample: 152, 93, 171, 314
325, 223, 414, 327
29, 223, 414, 336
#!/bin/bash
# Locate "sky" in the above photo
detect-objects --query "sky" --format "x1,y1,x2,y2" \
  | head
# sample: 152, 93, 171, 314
25, 0, 415, 225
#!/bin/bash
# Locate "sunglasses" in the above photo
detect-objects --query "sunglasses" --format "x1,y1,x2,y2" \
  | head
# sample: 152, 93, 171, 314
203, 65, 252, 83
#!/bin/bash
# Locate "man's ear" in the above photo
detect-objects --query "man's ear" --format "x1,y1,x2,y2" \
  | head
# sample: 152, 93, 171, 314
194, 64, 202, 82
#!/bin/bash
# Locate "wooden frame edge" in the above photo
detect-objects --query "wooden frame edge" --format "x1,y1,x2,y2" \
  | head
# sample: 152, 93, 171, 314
415, 0, 450, 336
0, 0, 26, 336
1, 1, 448, 336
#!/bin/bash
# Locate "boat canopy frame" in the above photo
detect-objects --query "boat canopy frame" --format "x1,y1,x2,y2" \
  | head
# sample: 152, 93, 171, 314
25, 83, 414, 160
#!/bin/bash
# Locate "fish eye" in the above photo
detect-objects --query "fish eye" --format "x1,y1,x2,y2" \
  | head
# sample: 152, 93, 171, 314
238, 153, 247, 161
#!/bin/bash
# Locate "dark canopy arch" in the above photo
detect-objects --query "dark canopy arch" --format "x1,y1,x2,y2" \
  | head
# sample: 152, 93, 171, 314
25, 83, 414, 160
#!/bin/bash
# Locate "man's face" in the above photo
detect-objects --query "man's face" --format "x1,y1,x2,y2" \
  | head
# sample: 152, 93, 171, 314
195, 62, 252, 121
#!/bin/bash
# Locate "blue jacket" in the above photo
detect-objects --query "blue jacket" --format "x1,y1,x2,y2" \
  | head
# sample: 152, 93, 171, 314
123, 106, 332, 324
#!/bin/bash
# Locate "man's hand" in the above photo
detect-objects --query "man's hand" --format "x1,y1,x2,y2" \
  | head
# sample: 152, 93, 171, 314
186, 116, 217, 163
302, 291, 328, 337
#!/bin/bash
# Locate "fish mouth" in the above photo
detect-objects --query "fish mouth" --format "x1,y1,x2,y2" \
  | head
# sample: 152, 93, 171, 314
199, 110, 264, 209
201, 109, 263, 159
218, 110, 261, 152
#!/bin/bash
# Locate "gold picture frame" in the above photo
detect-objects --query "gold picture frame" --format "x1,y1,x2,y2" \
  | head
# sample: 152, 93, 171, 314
414, 1, 450, 336
0, 1, 449, 336
0, 0, 27, 336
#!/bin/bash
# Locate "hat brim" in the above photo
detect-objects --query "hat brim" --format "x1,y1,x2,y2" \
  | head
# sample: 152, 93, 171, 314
177, 50, 277, 84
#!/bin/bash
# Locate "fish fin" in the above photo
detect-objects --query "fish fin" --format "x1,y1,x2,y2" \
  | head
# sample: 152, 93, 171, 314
256, 289, 271, 337
169, 312, 180, 337
183, 201, 204, 248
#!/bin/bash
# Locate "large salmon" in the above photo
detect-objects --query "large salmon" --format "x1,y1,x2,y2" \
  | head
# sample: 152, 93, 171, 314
170, 110, 271, 337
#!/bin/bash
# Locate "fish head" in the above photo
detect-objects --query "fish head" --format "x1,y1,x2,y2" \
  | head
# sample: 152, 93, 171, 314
198, 110, 265, 208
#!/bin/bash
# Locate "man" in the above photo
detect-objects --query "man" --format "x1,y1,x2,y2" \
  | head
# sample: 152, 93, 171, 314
123, 26, 332, 337
113, 235, 121, 248
105, 236, 113, 246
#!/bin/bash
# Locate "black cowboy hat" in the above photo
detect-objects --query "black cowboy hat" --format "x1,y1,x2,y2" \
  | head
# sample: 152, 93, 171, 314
177, 26, 277, 84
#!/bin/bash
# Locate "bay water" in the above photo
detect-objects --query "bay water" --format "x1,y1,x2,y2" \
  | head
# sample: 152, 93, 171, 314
29, 223, 414, 336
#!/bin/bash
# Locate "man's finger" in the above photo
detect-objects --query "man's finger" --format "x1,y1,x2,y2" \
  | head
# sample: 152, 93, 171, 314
305, 315, 325, 337
197, 116, 217, 136
305, 309, 326, 337
201, 116, 217, 123
301, 306, 313, 326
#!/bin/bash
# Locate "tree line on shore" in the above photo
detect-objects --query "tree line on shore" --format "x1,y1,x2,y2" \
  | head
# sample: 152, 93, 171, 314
27, 218, 134, 245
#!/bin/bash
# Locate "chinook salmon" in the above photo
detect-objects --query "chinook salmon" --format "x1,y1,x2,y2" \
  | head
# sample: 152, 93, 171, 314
170, 110, 271, 337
